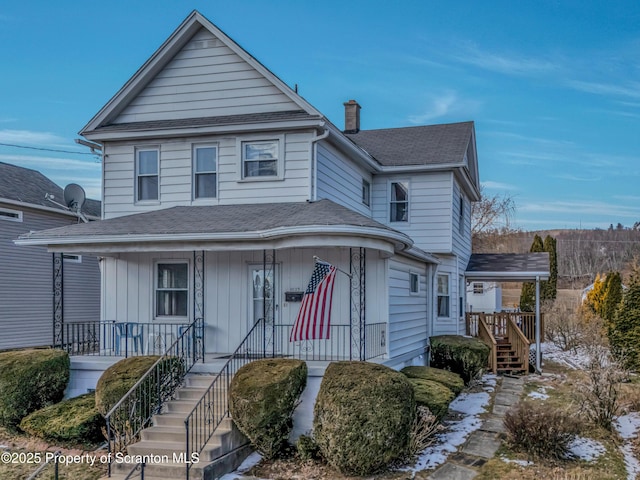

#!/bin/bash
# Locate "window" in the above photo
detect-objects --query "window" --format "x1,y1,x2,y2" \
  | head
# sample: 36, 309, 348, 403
63, 254, 82, 263
156, 262, 188, 317
459, 275, 465, 317
473, 283, 484, 294
242, 140, 278, 178
362, 179, 371, 206
0, 207, 22, 222
136, 149, 159, 201
437, 274, 450, 317
459, 195, 465, 234
390, 181, 409, 222
193, 145, 217, 199
410, 272, 420, 294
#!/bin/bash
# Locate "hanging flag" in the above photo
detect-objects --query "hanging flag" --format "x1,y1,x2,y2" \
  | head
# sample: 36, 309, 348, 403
290, 261, 337, 341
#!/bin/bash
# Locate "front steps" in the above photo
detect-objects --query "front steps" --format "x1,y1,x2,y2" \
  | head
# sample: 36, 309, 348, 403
102, 373, 251, 480
495, 338, 526, 374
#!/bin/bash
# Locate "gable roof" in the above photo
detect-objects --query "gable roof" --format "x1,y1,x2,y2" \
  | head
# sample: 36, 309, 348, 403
80, 10, 323, 137
344, 121, 474, 167
0, 162, 100, 217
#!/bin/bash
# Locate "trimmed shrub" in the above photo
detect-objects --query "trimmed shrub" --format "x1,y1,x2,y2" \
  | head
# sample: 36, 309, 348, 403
401, 366, 464, 396
0, 349, 69, 429
229, 359, 307, 459
407, 378, 455, 420
313, 361, 415, 475
296, 434, 320, 461
430, 335, 490, 384
20, 393, 104, 444
504, 401, 579, 460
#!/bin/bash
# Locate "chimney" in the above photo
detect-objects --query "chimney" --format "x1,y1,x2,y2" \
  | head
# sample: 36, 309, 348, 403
343, 99, 361, 134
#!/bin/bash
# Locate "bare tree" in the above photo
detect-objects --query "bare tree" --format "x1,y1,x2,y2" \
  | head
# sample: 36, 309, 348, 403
471, 187, 516, 237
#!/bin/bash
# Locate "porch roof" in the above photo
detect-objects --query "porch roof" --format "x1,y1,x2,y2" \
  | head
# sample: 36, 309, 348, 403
15, 199, 429, 258
465, 253, 550, 281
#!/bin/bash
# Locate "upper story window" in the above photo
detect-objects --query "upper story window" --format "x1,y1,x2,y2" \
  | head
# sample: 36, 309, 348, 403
156, 262, 188, 318
136, 148, 159, 201
390, 181, 409, 222
0, 207, 22, 222
437, 274, 450, 317
362, 179, 371, 206
409, 272, 420, 294
193, 145, 217, 199
242, 140, 278, 178
459, 195, 465, 234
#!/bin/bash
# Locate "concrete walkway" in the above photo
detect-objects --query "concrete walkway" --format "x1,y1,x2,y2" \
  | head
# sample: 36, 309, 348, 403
427, 376, 524, 480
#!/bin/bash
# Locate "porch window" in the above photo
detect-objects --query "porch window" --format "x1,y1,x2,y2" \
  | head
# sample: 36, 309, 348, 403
390, 181, 409, 222
437, 274, 450, 317
242, 140, 278, 178
136, 148, 159, 201
156, 262, 188, 317
193, 145, 217, 199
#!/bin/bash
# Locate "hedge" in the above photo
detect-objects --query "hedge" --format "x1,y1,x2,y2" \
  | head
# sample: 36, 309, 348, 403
430, 335, 490, 384
406, 378, 455, 420
401, 366, 464, 396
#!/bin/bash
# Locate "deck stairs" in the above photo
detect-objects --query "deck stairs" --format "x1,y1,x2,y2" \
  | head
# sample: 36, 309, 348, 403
495, 337, 526, 374
102, 372, 251, 480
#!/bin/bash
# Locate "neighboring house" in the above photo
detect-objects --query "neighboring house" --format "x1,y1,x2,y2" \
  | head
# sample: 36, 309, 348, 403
17, 11, 480, 366
0, 162, 101, 350
466, 281, 502, 313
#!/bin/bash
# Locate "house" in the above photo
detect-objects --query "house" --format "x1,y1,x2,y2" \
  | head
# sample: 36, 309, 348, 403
0, 161, 101, 351
466, 281, 502, 313
15, 10, 489, 478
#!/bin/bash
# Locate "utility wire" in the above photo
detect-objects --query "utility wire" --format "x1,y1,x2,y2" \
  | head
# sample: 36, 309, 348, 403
0, 142, 98, 155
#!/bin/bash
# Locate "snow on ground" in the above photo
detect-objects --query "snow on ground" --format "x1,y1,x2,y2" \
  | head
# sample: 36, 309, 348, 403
500, 456, 533, 467
219, 452, 263, 480
615, 413, 640, 480
540, 342, 592, 369
527, 385, 550, 400
567, 436, 606, 461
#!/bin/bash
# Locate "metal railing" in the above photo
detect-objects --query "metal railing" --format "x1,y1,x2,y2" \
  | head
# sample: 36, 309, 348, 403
26, 451, 61, 480
123, 462, 145, 479
59, 320, 196, 357
105, 318, 203, 477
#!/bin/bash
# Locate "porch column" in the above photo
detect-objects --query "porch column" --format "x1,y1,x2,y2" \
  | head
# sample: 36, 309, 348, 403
193, 251, 205, 360
350, 247, 366, 361
263, 249, 276, 357
52, 252, 64, 348
535, 275, 541, 373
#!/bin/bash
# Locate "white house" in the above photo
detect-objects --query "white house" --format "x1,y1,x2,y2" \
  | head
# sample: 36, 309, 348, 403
16, 10, 482, 478
466, 281, 503, 313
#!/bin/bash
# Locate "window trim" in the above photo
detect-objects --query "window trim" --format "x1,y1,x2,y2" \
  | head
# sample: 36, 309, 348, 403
154, 260, 190, 320
389, 180, 410, 223
135, 147, 160, 203
362, 179, 371, 207
409, 272, 420, 295
0, 207, 23, 222
437, 274, 450, 318
192, 143, 218, 200
238, 135, 284, 181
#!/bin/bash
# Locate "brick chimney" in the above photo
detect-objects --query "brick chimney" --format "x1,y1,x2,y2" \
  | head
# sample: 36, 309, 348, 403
343, 99, 361, 134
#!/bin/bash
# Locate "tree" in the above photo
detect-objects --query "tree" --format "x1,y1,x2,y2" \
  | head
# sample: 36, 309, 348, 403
520, 234, 544, 312
471, 187, 516, 238
609, 266, 640, 370
602, 272, 623, 323
543, 235, 557, 301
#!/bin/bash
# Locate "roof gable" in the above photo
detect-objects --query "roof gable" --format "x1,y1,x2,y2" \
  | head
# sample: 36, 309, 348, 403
81, 11, 322, 136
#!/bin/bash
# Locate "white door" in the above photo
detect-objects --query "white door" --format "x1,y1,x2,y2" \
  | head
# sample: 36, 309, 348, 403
248, 265, 280, 355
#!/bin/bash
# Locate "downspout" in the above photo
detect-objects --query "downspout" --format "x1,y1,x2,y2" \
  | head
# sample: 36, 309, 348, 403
309, 125, 330, 201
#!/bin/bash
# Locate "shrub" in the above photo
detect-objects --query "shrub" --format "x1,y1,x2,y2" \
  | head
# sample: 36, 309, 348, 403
429, 335, 490, 384
229, 359, 307, 459
401, 366, 464, 395
296, 434, 320, 461
407, 378, 455, 420
313, 361, 415, 475
0, 349, 69, 429
407, 406, 443, 459
609, 266, 640, 370
504, 401, 579, 460
20, 393, 104, 444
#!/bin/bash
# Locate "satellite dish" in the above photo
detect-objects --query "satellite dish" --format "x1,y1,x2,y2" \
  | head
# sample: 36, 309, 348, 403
63, 183, 86, 212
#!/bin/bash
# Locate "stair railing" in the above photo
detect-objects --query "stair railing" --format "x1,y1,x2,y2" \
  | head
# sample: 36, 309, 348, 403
104, 317, 204, 477
184, 318, 268, 480
506, 316, 530, 372
477, 316, 497, 374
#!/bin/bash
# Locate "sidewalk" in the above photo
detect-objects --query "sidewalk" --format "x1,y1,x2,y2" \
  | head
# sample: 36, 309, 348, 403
427, 376, 524, 480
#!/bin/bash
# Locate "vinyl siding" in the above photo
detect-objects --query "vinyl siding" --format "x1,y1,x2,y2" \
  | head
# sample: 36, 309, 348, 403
0, 204, 100, 350
387, 256, 428, 358
315, 142, 372, 215
371, 171, 453, 253
103, 131, 313, 218
431, 254, 467, 336
452, 179, 472, 263
114, 28, 299, 124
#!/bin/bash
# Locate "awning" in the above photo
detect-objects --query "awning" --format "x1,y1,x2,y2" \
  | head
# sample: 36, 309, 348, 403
465, 253, 550, 281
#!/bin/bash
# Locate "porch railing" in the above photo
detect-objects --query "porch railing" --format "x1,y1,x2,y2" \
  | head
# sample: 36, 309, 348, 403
477, 317, 497, 374
59, 320, 197, 357
506, 316, 530, 372
466, 312, 543, 344
105, 318, 203, 477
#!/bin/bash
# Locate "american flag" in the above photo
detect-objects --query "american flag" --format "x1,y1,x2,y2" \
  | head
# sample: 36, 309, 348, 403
290, 261, 337, 341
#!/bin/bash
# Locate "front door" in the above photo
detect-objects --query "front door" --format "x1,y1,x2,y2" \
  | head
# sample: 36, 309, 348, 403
248, 265, 280, 355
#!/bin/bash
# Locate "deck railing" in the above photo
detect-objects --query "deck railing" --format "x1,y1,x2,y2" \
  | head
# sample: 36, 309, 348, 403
506, 316, 530, 372
466, 312, 543, 344
477, 317, 497, 374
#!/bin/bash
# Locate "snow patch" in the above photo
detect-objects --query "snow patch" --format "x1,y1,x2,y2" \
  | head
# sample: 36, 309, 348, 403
500, 456, 533, 466
615, 413, 640, 480
219, 452, 263, 480
528, 386, 549, 400
540, 342, 591, 369
567, 436, 606, 461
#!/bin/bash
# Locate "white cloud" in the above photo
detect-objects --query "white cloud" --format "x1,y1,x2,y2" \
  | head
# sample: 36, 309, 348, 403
552, 173, 601, 182
0, 129, 69, 145
520, 200, 640, 219
481, 180, 517, 190
450, 44, 559, 76
407, 91, 481, 123
567, 80, 640, 100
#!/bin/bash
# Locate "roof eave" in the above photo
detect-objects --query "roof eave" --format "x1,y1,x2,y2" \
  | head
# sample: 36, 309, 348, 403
465, 271, 550, 281
0, 197, 100, 220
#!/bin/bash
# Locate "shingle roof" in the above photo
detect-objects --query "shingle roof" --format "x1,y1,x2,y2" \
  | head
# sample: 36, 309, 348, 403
19, 199, 400, 240
466, 253, 550, 281
345, 121, 474, 167
0, 162, 100, 217
93, 110, 318, 133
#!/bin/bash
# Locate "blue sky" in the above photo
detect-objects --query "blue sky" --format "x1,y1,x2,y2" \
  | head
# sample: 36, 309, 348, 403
1, 1, 639, 231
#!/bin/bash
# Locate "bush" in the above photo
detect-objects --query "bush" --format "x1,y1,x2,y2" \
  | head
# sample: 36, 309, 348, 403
229, 359, 307, 459
20, 393, 104, 444
401, 366, 464, 395
429, 335, 490, 384
313, 361, 415, 475
296, 434, 320, 461
407, 378, 455, 420
407, 406, 443, 459
0, 349, 69, 429
504, 401, 579, 460
609, 267, 640, 370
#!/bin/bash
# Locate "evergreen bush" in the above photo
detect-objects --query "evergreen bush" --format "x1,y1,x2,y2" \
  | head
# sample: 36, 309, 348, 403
313, 361, 415, 475
401, 366, 464, 395
0, 349, 69, 429
429, 335, 490, 384
229, 359, 307, 459
520, 234, 544, 312
609, 268, 640, 370
406, 378, 454, 419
